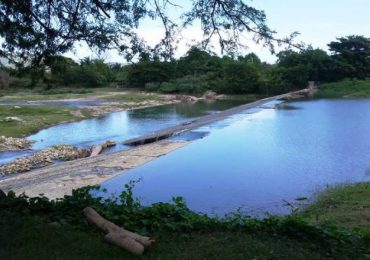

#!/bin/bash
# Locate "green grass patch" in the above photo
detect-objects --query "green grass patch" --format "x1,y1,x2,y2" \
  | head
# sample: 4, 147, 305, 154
37, 88, 92, 95
303, 182, 370, 233
103, 92, 163, 102
316, 79, 370, 98
0, 105, 79, 137
0, 87, 119, 101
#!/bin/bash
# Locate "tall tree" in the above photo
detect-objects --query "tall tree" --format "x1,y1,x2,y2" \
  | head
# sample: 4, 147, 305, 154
0, 0, 301, 68
277, 48, 333, 83
328, 35, 370, 79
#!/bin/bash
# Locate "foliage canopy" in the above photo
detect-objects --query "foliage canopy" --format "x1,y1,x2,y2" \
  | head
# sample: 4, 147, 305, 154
0, 0, 300, 67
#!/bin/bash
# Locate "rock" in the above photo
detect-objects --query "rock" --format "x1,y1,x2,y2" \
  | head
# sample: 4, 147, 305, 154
175, 95, 198, 102
4, 116, 23, 122
13, 106, 21, 109
203, 90, 217, 100
163, 95, 177, 102
103, 140, 117, 148
0, 145, 90, 175
0, 136, 33, 152
44, 157, 53, 163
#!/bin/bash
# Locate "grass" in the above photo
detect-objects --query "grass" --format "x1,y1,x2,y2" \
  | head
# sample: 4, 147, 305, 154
316, 78, 370, 98
0, 214, 337, 259
103, 92, 164, 102
0, 87, 120, 101
0, 105, 80, 137
0, 89, 167, 137
303, 182, 370, 233
0, 186, 367, 260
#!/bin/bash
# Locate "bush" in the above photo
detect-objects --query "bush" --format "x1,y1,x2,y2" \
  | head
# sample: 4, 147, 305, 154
127, 61, 176, 88
9, 77, 32, 89
221, 61, 261, 94
157, 75, 216, 94
145, 82, 160, 91
38, 88, 92, 95
0, 183, 369, 250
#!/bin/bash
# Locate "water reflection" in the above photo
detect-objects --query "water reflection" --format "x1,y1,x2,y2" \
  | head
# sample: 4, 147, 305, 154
0, 99, 247, 163
100, 99, 370, 216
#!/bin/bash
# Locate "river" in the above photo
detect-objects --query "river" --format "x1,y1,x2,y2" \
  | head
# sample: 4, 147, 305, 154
0, 99, 247, 164
98, 99, 370, 216
3, 98, 370, 216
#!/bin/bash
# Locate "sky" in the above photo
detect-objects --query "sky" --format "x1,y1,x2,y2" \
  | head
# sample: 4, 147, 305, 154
66, 0, 370, 64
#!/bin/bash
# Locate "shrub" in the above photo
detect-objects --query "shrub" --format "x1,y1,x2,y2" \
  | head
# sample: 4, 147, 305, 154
145, 82, 160, 91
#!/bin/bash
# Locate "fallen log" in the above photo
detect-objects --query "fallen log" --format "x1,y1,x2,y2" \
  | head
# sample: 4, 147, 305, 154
105, 232, 145, 255
83, 207, 155, 255
89, 145, 103, 157
89, 140, 116, 157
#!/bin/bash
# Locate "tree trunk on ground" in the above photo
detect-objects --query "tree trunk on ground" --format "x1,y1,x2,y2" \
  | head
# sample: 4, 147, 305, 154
105, 232, 145, 255
83, 207, 155, 255
89, 140, 116, 157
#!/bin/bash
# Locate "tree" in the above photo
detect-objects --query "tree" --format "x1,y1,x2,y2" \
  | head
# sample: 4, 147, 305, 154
223, 60, 260, 94
275, 48, 336, 89
49, 56, 78, 85
237, 53, 262, 65
177, 47, 222, 78
328, 35, 370, 79
0, 0, 300, 68
126, 61, 176, 88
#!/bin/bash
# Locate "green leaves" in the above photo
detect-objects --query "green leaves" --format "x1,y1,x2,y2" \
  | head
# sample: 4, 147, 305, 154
328, 36, 370, 79
0, 0, 298, 67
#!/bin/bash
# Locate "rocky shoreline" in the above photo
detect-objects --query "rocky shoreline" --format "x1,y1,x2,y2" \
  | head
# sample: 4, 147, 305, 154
0, 136, 34, 152
0, 145, 90, 175
0, 141, 188, 199
0, 92, 219, 175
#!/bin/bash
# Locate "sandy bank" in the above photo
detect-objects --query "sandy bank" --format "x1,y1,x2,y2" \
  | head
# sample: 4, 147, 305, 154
0, 141, 188, 199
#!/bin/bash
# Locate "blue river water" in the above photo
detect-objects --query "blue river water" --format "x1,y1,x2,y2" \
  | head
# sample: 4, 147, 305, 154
0, 99, 247, 164
99, 99, 370, 216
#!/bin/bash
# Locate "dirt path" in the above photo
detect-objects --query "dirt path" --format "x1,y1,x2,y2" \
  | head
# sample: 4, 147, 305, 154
0, 141, 187, 199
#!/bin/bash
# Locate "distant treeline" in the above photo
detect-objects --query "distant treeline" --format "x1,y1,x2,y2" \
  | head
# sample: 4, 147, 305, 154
3, 35, 370, 95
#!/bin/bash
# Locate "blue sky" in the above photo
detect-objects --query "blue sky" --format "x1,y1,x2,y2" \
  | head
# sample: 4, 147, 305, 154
68, 0, 370, 63
253, 0, 370, 61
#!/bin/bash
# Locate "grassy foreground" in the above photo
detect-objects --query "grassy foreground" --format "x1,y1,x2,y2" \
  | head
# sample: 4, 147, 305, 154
0, 213, 335, 259
0, 183, 369, 259
316, 78, 370, 98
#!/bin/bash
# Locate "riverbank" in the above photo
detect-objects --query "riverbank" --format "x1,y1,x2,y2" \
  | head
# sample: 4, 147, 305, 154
0, 136, 34, 152
0, 145, 91, 175
0, 90, 191, 140
0, 141, 187, 198
316, 78, 370, 98
0, 183, 367, 259
0, 88, 313, 196
1, 88, 370, 257
302, 182, 370, 233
